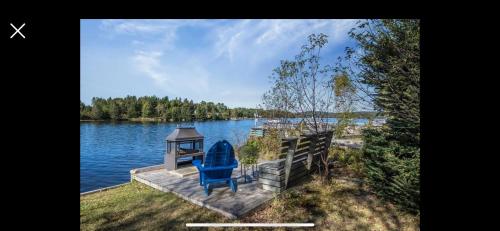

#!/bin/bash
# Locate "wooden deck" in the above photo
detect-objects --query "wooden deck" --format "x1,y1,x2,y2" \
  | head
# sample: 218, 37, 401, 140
130, 165, 275, 219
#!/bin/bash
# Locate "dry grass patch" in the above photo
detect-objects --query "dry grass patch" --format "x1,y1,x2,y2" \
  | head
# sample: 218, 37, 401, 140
243, 171, 419, 231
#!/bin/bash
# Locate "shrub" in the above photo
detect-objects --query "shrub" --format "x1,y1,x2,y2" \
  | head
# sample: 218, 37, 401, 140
249, 129, 282, 161
330, 147, 363, 175
238, 142, 259, 165
362, 127, 420, 213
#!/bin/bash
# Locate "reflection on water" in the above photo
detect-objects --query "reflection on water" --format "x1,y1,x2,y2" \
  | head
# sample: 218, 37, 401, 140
80, 120, 255, 192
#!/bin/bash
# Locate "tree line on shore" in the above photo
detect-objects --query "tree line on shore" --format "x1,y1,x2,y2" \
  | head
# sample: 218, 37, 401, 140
80, 96, 378, 122
80, 96, 265, 121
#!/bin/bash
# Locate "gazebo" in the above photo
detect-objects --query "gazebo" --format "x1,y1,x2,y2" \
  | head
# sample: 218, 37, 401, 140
165, 127, 204, 171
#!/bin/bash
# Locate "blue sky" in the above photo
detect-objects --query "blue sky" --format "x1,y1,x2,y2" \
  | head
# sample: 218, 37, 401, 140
81, 19, 358, 108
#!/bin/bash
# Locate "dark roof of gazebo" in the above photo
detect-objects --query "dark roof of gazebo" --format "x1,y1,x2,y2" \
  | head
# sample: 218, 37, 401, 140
166, 127, 204, 141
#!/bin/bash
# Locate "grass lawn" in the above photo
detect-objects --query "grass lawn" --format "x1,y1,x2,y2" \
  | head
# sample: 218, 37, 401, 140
81, 169, 419, 231
80, 182, 229, 230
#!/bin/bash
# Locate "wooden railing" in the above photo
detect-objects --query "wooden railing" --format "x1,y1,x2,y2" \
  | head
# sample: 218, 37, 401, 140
249, 128, 265, 137
258, 131, 334, 193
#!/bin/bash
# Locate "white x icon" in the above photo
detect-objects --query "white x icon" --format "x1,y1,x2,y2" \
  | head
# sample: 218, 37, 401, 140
10, 23, 26, 39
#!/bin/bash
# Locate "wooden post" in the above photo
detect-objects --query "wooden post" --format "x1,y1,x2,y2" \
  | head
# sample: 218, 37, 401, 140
323, 131, 334, 173
165, 141, 177, 171
307, 135, 317, 171
284, 137, 298, 189
244, 164, 247, 183
254, 163, 258, 178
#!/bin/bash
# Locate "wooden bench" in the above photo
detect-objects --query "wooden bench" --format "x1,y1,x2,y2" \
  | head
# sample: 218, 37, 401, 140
258, 131, 334, 193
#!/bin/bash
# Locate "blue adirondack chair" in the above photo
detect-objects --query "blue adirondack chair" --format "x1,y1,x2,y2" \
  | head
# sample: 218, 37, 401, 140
193, 140, 238, 196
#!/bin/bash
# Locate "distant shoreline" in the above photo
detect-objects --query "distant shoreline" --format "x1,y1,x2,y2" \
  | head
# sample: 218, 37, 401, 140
80, 117, 379, 123
80, 117, 253, 123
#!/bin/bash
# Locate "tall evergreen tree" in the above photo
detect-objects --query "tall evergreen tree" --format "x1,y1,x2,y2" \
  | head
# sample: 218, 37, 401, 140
341, 19, 420, 213
91, 103, 105, 120
141, 101, 154, 118
109, 101, 121, 120
126, 102, 139, 119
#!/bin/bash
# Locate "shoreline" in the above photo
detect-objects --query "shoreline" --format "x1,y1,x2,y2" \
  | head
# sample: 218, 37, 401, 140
80, 118, 254, 123
80, 182, 130, 196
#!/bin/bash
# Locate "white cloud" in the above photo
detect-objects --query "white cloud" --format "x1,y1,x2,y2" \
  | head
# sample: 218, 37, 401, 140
95, 19, 358, 107
131, 50, 211, 99
100, 19, 217, 35
101, 19, 175, 34
101, 19, 218, 51
211, 19, 357, 65
102, 19, 356, 65
132, 51, 168, 84
213, 20, 252, 62
255, 20, 303, 45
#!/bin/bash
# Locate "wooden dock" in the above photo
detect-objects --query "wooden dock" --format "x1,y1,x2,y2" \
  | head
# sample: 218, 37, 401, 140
130, 165, 275, 219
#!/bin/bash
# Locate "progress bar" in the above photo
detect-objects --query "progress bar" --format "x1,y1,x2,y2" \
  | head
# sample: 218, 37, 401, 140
186, 223, 314, 227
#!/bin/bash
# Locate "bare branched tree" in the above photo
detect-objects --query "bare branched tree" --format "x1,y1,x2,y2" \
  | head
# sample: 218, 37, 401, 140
284, 34, 335, 134
263, 33, 340, 179
261, 65, 295, 135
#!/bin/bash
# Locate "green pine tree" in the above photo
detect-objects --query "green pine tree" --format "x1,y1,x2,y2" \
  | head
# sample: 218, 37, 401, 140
343, 19, 420, 213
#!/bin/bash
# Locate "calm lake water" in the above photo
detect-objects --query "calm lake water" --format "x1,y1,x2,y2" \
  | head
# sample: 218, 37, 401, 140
80, 118, 368, 192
